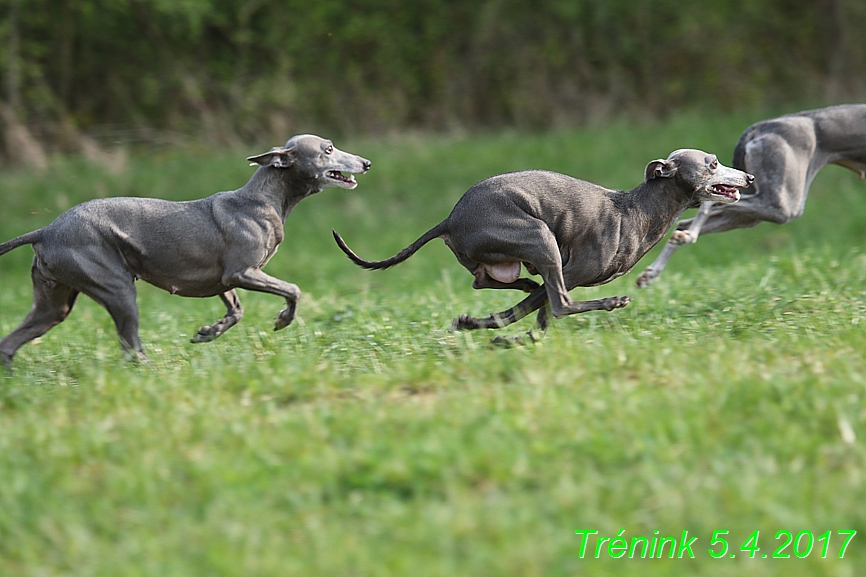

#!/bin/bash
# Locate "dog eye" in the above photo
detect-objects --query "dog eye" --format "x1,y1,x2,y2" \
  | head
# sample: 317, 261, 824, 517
325, 145, 334, 155
710, 160, 719, 169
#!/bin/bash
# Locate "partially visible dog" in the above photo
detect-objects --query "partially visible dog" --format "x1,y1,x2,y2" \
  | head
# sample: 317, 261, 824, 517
334, 149, 752, 335
637, 104, 866, 288
0, 135, 370, 369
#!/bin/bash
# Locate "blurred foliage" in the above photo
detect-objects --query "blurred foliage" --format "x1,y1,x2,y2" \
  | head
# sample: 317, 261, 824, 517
0, 0, 865, 155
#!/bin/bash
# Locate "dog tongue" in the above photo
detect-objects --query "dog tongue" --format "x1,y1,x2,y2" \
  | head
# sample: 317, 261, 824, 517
716, 184, 737, 194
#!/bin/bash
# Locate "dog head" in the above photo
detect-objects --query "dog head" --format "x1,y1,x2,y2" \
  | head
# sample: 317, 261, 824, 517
645, 149, 754, 205
247, 135, 371, 190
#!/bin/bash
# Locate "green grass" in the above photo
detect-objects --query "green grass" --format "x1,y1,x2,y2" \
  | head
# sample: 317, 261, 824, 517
1, 110, 865, 576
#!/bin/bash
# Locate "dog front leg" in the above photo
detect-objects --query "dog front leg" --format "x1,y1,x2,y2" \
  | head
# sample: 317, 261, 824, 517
191, 290, 245, 343
670, 200, 715, 245
225, 268, 301, 331
636, 200, 715, 288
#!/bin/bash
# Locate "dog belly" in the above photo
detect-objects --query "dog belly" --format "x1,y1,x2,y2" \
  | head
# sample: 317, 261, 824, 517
137, 265, 228, 297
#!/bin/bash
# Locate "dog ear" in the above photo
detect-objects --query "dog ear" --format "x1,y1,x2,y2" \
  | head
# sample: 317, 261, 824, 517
644, 159, 677, 180
247, 146, 296, 168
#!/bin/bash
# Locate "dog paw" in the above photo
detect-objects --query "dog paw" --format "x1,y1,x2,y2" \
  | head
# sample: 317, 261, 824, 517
491, 330, 543, 348
274, 307, 296, 331
636, 269, 655, 288
604, 296, 632, 311
451, 314, 479, 331
670, 230, 695, 245
122, 349, 149, 364
490, 335, 517, 348
191, 327, 218, 343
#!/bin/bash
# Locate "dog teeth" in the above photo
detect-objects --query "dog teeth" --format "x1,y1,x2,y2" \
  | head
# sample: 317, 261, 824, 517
329, 171, 355, 181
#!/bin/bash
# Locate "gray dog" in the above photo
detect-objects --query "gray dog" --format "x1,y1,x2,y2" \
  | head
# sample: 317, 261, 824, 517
638, 104, 866, 287
334, 149, 753, 334
0, 134, 370, 369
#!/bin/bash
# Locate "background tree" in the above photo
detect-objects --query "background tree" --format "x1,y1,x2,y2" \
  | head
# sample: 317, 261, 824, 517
0, 0, 864, 164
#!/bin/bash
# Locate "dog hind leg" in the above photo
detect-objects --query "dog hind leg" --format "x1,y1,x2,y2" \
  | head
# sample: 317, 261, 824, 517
536, 302, 552, 331
79, 277, 145, 361
0, 263, 79, 370
452, 285, 548, 330
223, 267, 301, 331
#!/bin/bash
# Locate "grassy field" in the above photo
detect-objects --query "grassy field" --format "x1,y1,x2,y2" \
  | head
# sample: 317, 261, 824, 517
1, 110, 864, 576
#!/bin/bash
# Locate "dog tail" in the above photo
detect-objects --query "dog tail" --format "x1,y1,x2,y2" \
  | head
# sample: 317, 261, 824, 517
0, 229, 43, 257
333, 222, 448, 270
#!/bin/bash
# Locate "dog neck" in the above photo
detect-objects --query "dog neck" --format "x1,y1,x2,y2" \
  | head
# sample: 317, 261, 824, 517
239, 167, 322, 223
618, 179, 694, 248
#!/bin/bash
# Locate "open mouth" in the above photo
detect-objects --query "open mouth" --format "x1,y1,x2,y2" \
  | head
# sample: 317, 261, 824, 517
326, 170, 357, 188
708, 183, 741, 201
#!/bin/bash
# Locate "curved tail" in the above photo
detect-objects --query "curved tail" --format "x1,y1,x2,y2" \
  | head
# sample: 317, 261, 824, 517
0, 229, 43, 257
333, 221, 448, 270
